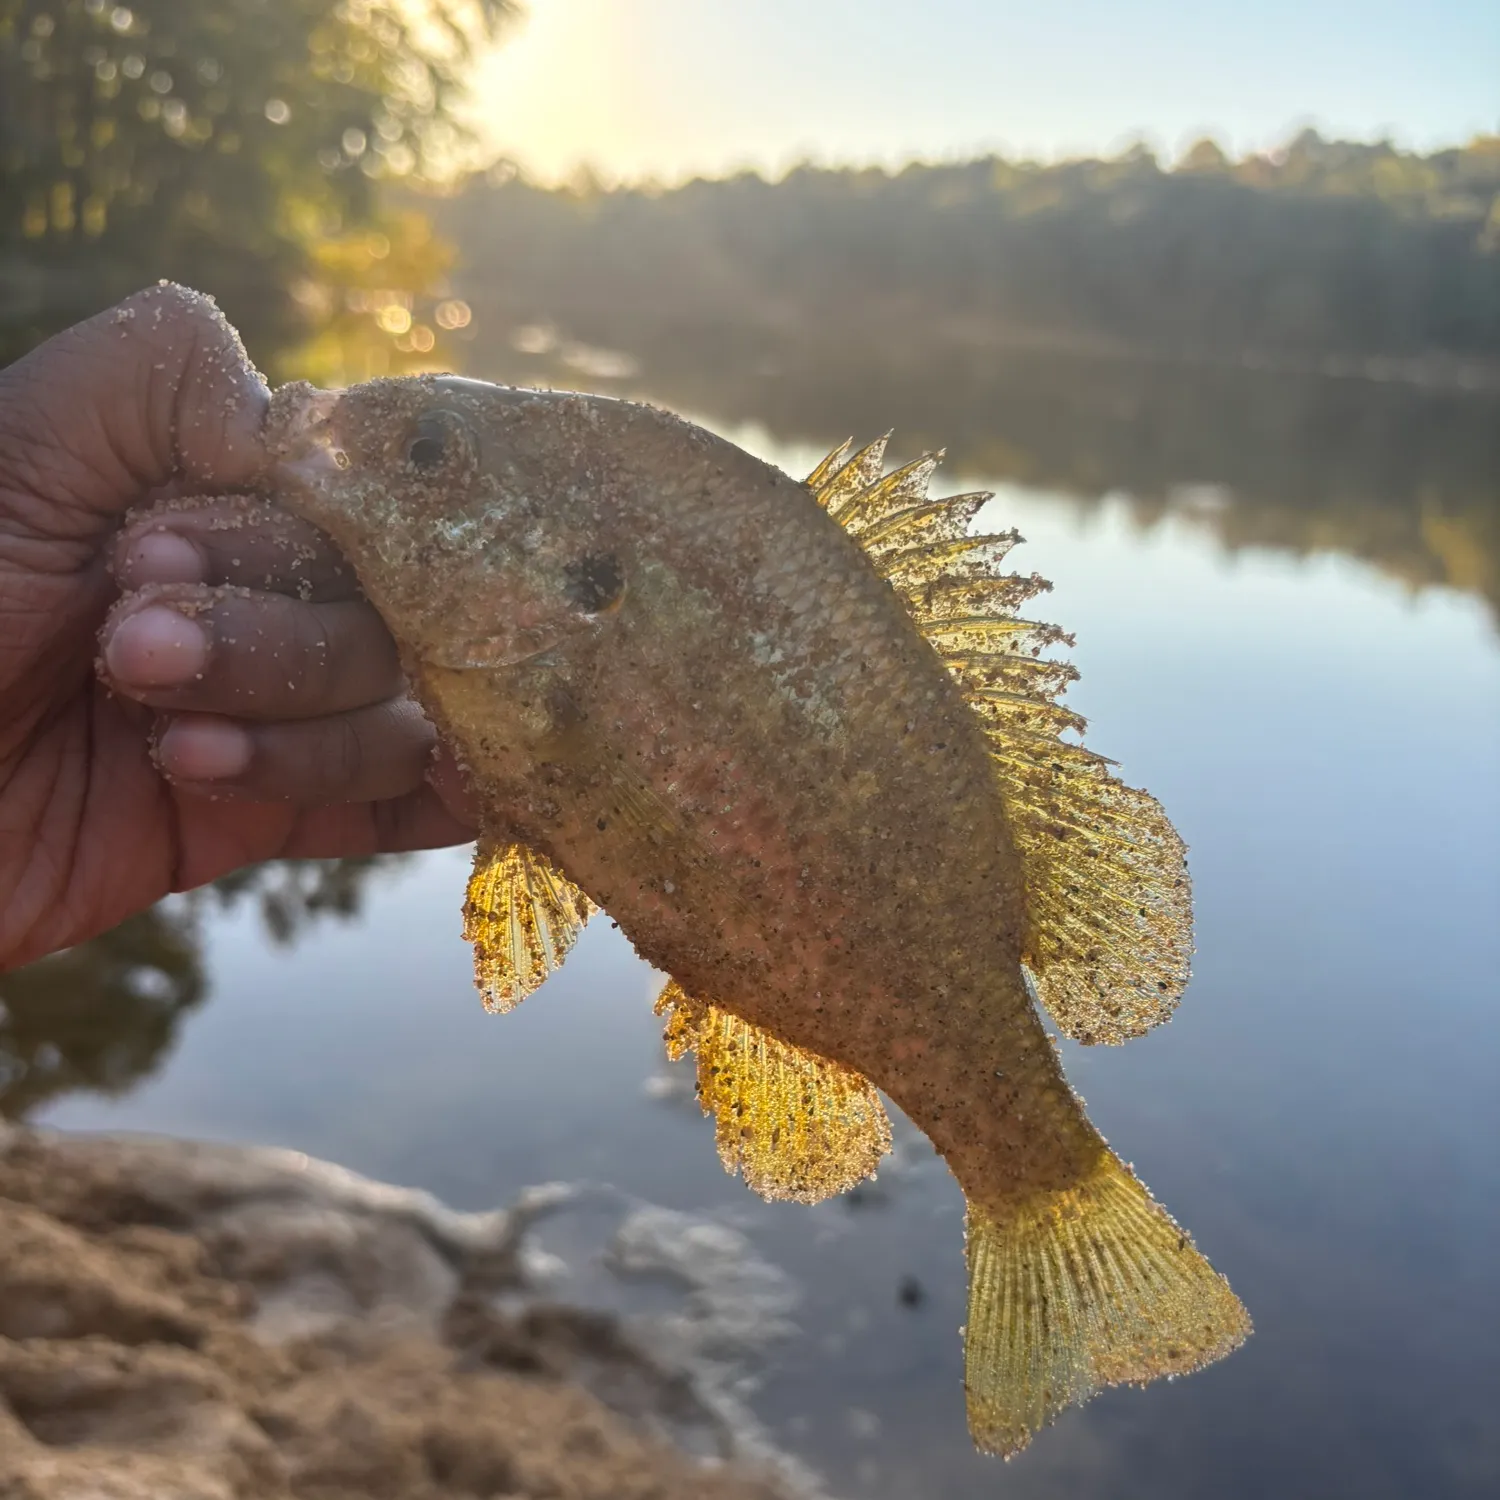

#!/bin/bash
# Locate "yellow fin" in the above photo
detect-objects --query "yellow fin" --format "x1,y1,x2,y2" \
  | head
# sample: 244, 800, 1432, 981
833, 451, 944, 537
462, 838, 595, 1013
814, 432, 889, 521
655, 982, 892, 1204
1005, 747, 1192, 1044
803, 437, 854, 493
963, 1149, 1250, 1457
806, 442, 1193, 1045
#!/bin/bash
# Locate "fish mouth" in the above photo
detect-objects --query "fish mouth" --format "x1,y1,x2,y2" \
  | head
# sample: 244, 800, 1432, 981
268, 383, 350, 496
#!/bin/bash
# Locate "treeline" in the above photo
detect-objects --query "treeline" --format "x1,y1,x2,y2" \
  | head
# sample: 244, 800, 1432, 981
438, 132, 1500, 375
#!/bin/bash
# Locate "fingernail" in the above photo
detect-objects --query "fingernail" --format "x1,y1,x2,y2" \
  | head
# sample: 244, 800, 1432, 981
156, 717, 252, 781
105, 605, 209, 688
118, 530, 205, 587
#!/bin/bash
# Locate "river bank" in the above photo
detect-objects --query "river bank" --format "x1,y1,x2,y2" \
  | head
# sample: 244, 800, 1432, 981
0, 1123, 828, 1499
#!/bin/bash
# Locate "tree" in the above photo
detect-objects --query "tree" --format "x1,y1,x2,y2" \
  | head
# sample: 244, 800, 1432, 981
1179, 137, 1229, 174
0, 0, 514, 374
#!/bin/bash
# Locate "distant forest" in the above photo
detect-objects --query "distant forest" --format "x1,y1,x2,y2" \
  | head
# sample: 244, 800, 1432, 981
438, 132, 1500, 380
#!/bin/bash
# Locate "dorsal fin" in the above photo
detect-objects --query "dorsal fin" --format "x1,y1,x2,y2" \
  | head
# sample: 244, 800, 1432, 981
803, 437, 854, 493
807, 444, 1192, 1045
655, 982, 892, 1203
463, 838, 595, 1012
814, 433, 889, 520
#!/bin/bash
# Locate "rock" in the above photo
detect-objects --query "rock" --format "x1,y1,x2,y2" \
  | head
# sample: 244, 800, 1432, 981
0, 1123, 828, 1500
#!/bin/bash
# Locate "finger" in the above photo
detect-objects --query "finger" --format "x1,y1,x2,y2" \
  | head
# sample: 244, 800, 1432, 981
113, 497, 358, 603
278, 788, 480, 861
0, 283, 268, 544
101, 584, 402, 720
426, 739, 480, 828
155, 699, 437, 805
164, 780, 479, 894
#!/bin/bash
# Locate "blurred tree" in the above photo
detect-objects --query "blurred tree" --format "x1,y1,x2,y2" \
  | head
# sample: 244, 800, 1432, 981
1179, 137, 1230, 174
448, 262, 1500, 630
0, 0, 514, 375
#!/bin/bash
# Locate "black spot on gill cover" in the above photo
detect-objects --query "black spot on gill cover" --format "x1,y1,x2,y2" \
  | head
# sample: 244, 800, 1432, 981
565, 553, 626, 614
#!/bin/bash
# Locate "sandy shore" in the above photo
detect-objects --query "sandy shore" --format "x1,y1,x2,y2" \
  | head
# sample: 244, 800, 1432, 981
0, 1122, 826, 1499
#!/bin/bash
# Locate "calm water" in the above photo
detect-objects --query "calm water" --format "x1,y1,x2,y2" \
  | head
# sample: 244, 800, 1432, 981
25, 369, 1500, 1498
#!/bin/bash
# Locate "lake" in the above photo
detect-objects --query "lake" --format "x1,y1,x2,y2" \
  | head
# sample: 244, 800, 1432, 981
15, 351, 1500, 1500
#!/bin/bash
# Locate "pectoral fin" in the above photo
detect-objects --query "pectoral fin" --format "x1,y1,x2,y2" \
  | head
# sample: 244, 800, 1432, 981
655, 982, 891, 1203
463, 838, 595, 1012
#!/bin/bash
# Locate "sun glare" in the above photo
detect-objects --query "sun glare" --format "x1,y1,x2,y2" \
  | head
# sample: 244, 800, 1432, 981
468, 0, 632, 183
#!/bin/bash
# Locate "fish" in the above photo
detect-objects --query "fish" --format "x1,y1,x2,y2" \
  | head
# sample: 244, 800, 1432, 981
268, 374, 1251, 1456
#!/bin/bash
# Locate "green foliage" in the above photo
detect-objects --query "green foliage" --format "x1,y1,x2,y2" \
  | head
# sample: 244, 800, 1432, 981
0, 0, 514, 373
439, 132, 1500, 370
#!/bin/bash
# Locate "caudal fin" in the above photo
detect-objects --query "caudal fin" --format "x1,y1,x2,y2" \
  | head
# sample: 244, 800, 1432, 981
963, 1148, 1250, 1456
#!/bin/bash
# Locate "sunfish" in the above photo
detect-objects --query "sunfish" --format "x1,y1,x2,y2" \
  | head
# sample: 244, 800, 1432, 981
269, 375, 1249, 1455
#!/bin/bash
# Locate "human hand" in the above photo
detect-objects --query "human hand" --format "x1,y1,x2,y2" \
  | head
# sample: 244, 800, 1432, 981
0, 284, 476, 971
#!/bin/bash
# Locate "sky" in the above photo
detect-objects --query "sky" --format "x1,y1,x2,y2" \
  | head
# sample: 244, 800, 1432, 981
470, 0, 1498, 184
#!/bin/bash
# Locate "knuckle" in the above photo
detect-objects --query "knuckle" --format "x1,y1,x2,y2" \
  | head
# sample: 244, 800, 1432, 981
292, 605, 336, 703
123, 280, 209, 328
327, 714, 366, 791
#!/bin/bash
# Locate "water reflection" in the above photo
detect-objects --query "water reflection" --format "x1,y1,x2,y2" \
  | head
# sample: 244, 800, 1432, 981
0, 903, 204, 1119
0, 856, 405, 1119
455, 326, 1500, 627
207, 854, 410, 947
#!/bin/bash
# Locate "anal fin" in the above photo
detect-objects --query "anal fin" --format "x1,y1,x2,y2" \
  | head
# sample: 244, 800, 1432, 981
463, 838, 595, 1012
655, 982, 892, 1204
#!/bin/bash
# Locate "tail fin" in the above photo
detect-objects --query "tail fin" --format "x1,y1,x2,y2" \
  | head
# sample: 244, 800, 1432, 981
963, 1148, 1250, 1456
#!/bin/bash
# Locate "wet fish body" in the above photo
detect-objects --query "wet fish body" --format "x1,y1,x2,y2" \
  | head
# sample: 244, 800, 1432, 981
271, 376, 1249, 1455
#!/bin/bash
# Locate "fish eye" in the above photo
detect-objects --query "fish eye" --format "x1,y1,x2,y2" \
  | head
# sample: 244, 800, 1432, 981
405, 408, 477, 475
406, 415, 449, 472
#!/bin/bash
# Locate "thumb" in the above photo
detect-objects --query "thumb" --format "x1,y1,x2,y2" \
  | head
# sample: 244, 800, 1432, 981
0, 283, 270, 546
